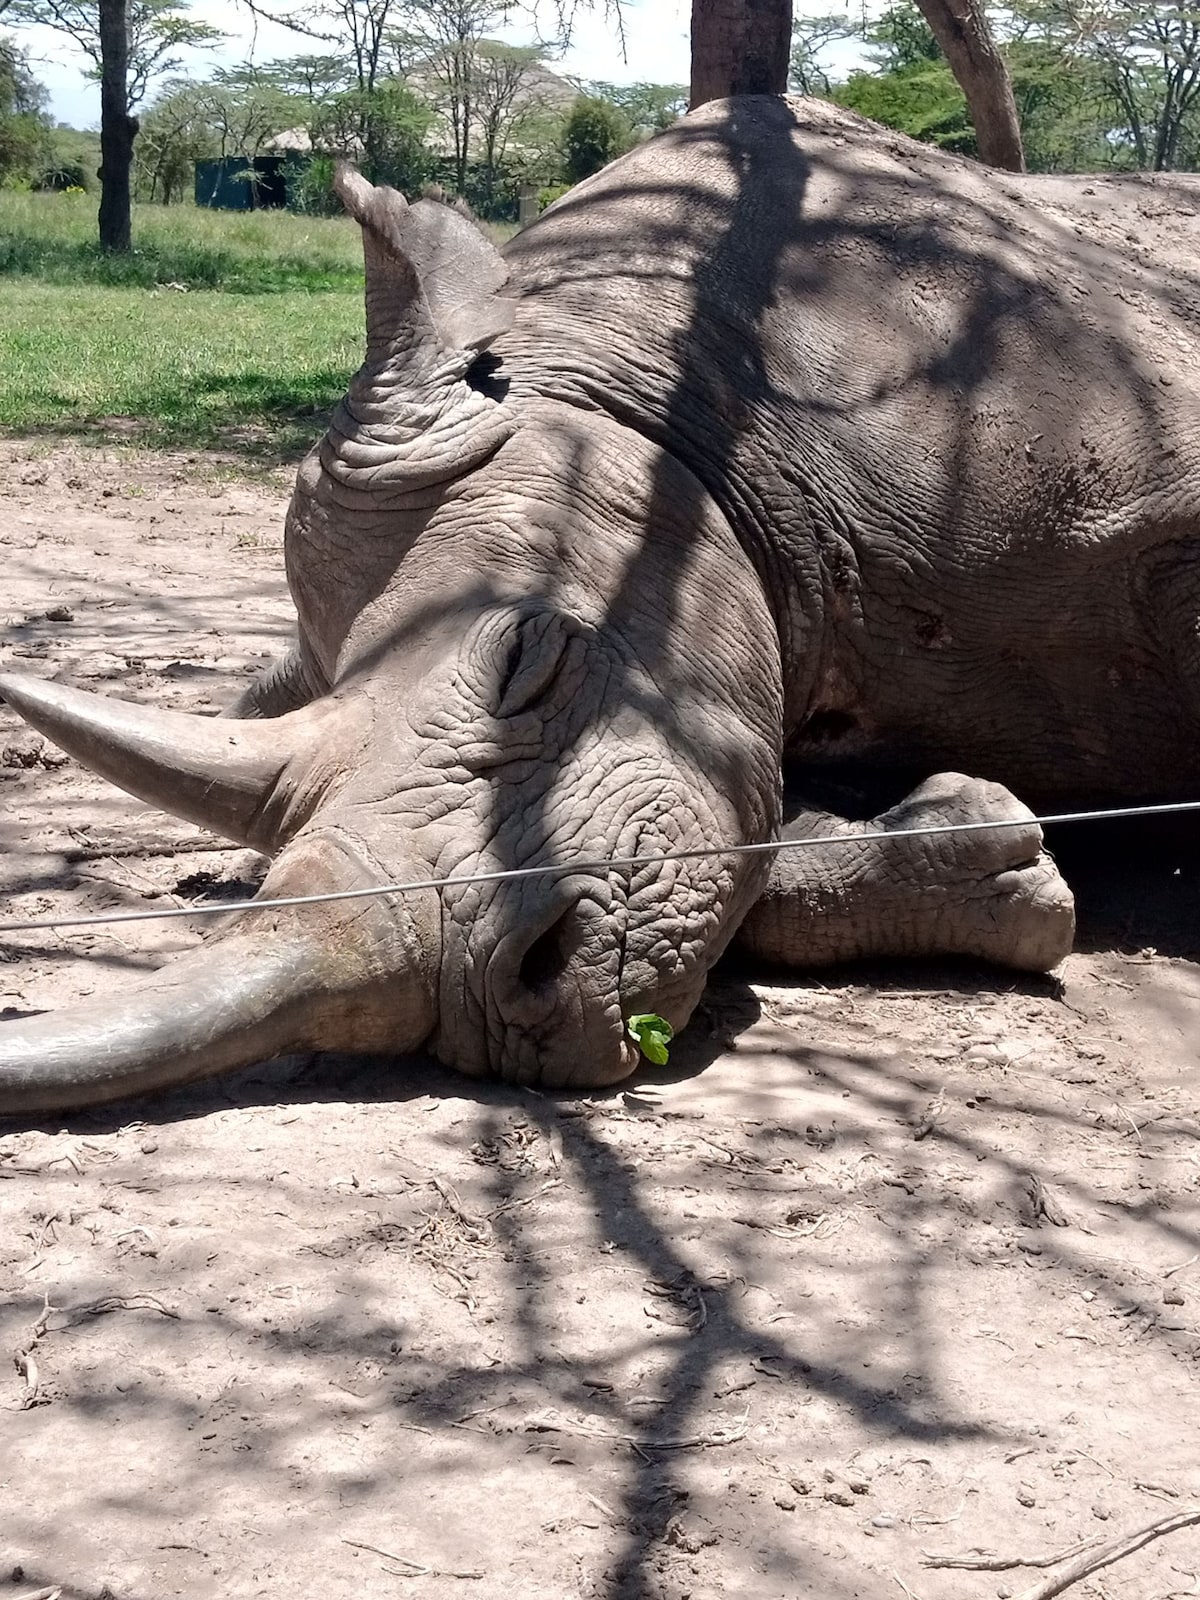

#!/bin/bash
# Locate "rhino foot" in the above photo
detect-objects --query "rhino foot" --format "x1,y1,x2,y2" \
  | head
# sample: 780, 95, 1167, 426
738, 772, 1075, 974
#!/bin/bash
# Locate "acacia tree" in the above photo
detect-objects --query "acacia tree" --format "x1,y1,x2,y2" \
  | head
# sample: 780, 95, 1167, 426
788, 11, 857, 93
690, 0, 1025, 169
471, 41, 547, 205
390, 0, 511, 192
912, 0, 1025, 166
587, 78, 688, 133
237, 0, 523, 194
265, 51, 350, 101
235, 0, 404, 102
9, 0, 221, 247
99, 0, 134, 245
689, 0, 793, 102
1012, 0, 1200, 170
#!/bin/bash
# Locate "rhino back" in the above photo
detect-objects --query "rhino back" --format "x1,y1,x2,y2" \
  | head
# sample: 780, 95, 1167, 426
498, 96, 1200, 802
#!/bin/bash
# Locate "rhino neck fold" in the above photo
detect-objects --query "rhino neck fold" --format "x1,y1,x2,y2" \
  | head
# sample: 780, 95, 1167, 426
320, 371, 516, 502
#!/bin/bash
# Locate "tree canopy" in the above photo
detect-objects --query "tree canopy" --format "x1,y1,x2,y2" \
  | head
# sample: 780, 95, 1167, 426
794, 0, 1200, 171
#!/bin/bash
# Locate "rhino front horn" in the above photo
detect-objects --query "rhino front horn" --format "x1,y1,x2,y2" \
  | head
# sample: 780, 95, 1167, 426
0, 832, 438, 1115
0, 671, 345, 851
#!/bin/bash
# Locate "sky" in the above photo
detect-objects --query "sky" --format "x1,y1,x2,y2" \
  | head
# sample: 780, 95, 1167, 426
18, 0, 700, 129
17, 0, 870, 131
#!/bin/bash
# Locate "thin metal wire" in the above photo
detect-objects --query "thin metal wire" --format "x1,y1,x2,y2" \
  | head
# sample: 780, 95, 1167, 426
2, 797, 1199, 937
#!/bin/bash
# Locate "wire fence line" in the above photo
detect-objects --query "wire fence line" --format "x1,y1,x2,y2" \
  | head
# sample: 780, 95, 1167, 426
2, 798, 1199, 939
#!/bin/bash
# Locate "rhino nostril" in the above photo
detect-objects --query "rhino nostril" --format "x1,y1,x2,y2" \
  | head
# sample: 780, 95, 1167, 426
518, 909, 576, 994
485, 889, 633, 1087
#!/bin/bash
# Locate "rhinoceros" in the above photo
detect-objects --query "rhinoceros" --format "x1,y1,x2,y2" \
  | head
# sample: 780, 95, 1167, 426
2, 96, 1198, 1113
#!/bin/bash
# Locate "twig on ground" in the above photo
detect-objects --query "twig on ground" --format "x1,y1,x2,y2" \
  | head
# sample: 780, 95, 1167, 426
15, 1587, 63, 1600
1164, 1254, 1199, 1279
342, 1538, 483, 1580
646, 1419, 747, 1451
14, 1348, 40, 1409
5, 1291, 53, 1412
1113, 1102, 1144, 1144
519, 1406, 748, 1452
922, 1534, 1102, 1570
488, 1178, 561, 1218
64, 1293, 179, 1325
928, 1507, 1200, 1599
1070, 1451, 1114, 1479
380, 1564, 483, 1580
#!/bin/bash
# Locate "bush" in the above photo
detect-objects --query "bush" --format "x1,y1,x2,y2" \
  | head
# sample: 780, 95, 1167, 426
561, 96, 633, 185
0, 40, 53, 187
33, 158, 90, 192
285, 155, 341, 217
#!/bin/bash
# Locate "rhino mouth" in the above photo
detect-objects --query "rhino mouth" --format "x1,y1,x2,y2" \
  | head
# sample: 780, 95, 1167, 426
437, 871, 638, 1089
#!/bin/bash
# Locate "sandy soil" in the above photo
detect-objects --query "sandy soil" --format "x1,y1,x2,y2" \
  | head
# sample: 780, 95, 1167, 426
1, 441, 1199, 1600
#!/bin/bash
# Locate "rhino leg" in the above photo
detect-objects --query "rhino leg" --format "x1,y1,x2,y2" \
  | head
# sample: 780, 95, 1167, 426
223, 641, 328, 720
737, 773, 1075, 974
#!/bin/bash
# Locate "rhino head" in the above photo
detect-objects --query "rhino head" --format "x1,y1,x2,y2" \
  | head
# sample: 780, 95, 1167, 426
0, 169, 783, 1114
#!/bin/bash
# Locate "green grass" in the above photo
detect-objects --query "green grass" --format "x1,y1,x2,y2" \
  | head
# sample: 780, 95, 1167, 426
0, 190, 365, 293
0, 192, 367, 460
0, 279, 364, 459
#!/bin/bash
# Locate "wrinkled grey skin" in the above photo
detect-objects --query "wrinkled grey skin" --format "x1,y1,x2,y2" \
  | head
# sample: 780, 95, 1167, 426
1, 95, 1198, 1113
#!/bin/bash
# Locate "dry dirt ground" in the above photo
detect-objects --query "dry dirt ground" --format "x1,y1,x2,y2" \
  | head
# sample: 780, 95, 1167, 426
1, 441, 1199, 1600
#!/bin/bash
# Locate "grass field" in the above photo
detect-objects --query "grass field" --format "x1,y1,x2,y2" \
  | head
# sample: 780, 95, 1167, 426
0, 190, 364, 291
0, 191, 366, 460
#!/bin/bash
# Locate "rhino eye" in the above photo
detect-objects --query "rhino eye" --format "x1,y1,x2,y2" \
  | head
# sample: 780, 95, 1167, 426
465, 351, 509, 402
493, 612, 579, 719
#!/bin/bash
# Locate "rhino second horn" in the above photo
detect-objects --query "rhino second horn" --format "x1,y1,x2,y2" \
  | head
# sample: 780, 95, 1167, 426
0, 670, 327, 851
0, 832, 439, 1115
333, 161, 514, 356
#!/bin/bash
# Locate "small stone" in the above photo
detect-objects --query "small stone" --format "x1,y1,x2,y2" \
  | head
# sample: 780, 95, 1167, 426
997, 1587, 1014, 1599
871, 1514, 898, 1530
140, 1139, 159, 1155
775, 1494, 796, 1511
1092, 1502, 1112, 1520
789, 1474, 816, 1496
964, 1043, 1006, 1064
44, 605, 74, 623
846, 1471, 871, 1495
1164, 1287, 1185, 1306
823, 1481, 855, 1507
1016, 1484, 1037, 1508
1, 735, 44, 769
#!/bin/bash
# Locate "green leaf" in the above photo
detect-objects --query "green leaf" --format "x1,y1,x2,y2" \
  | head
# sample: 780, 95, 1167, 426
626, 1012, 673, 1067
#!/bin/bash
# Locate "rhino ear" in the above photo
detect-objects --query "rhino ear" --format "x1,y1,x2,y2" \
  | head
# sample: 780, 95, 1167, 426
333, 161, 514, 355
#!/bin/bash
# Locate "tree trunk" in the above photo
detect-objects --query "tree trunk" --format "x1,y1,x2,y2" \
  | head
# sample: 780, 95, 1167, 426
690, 0, 792, 108
98, 0, 137, 252
912, 0, 1025, 171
